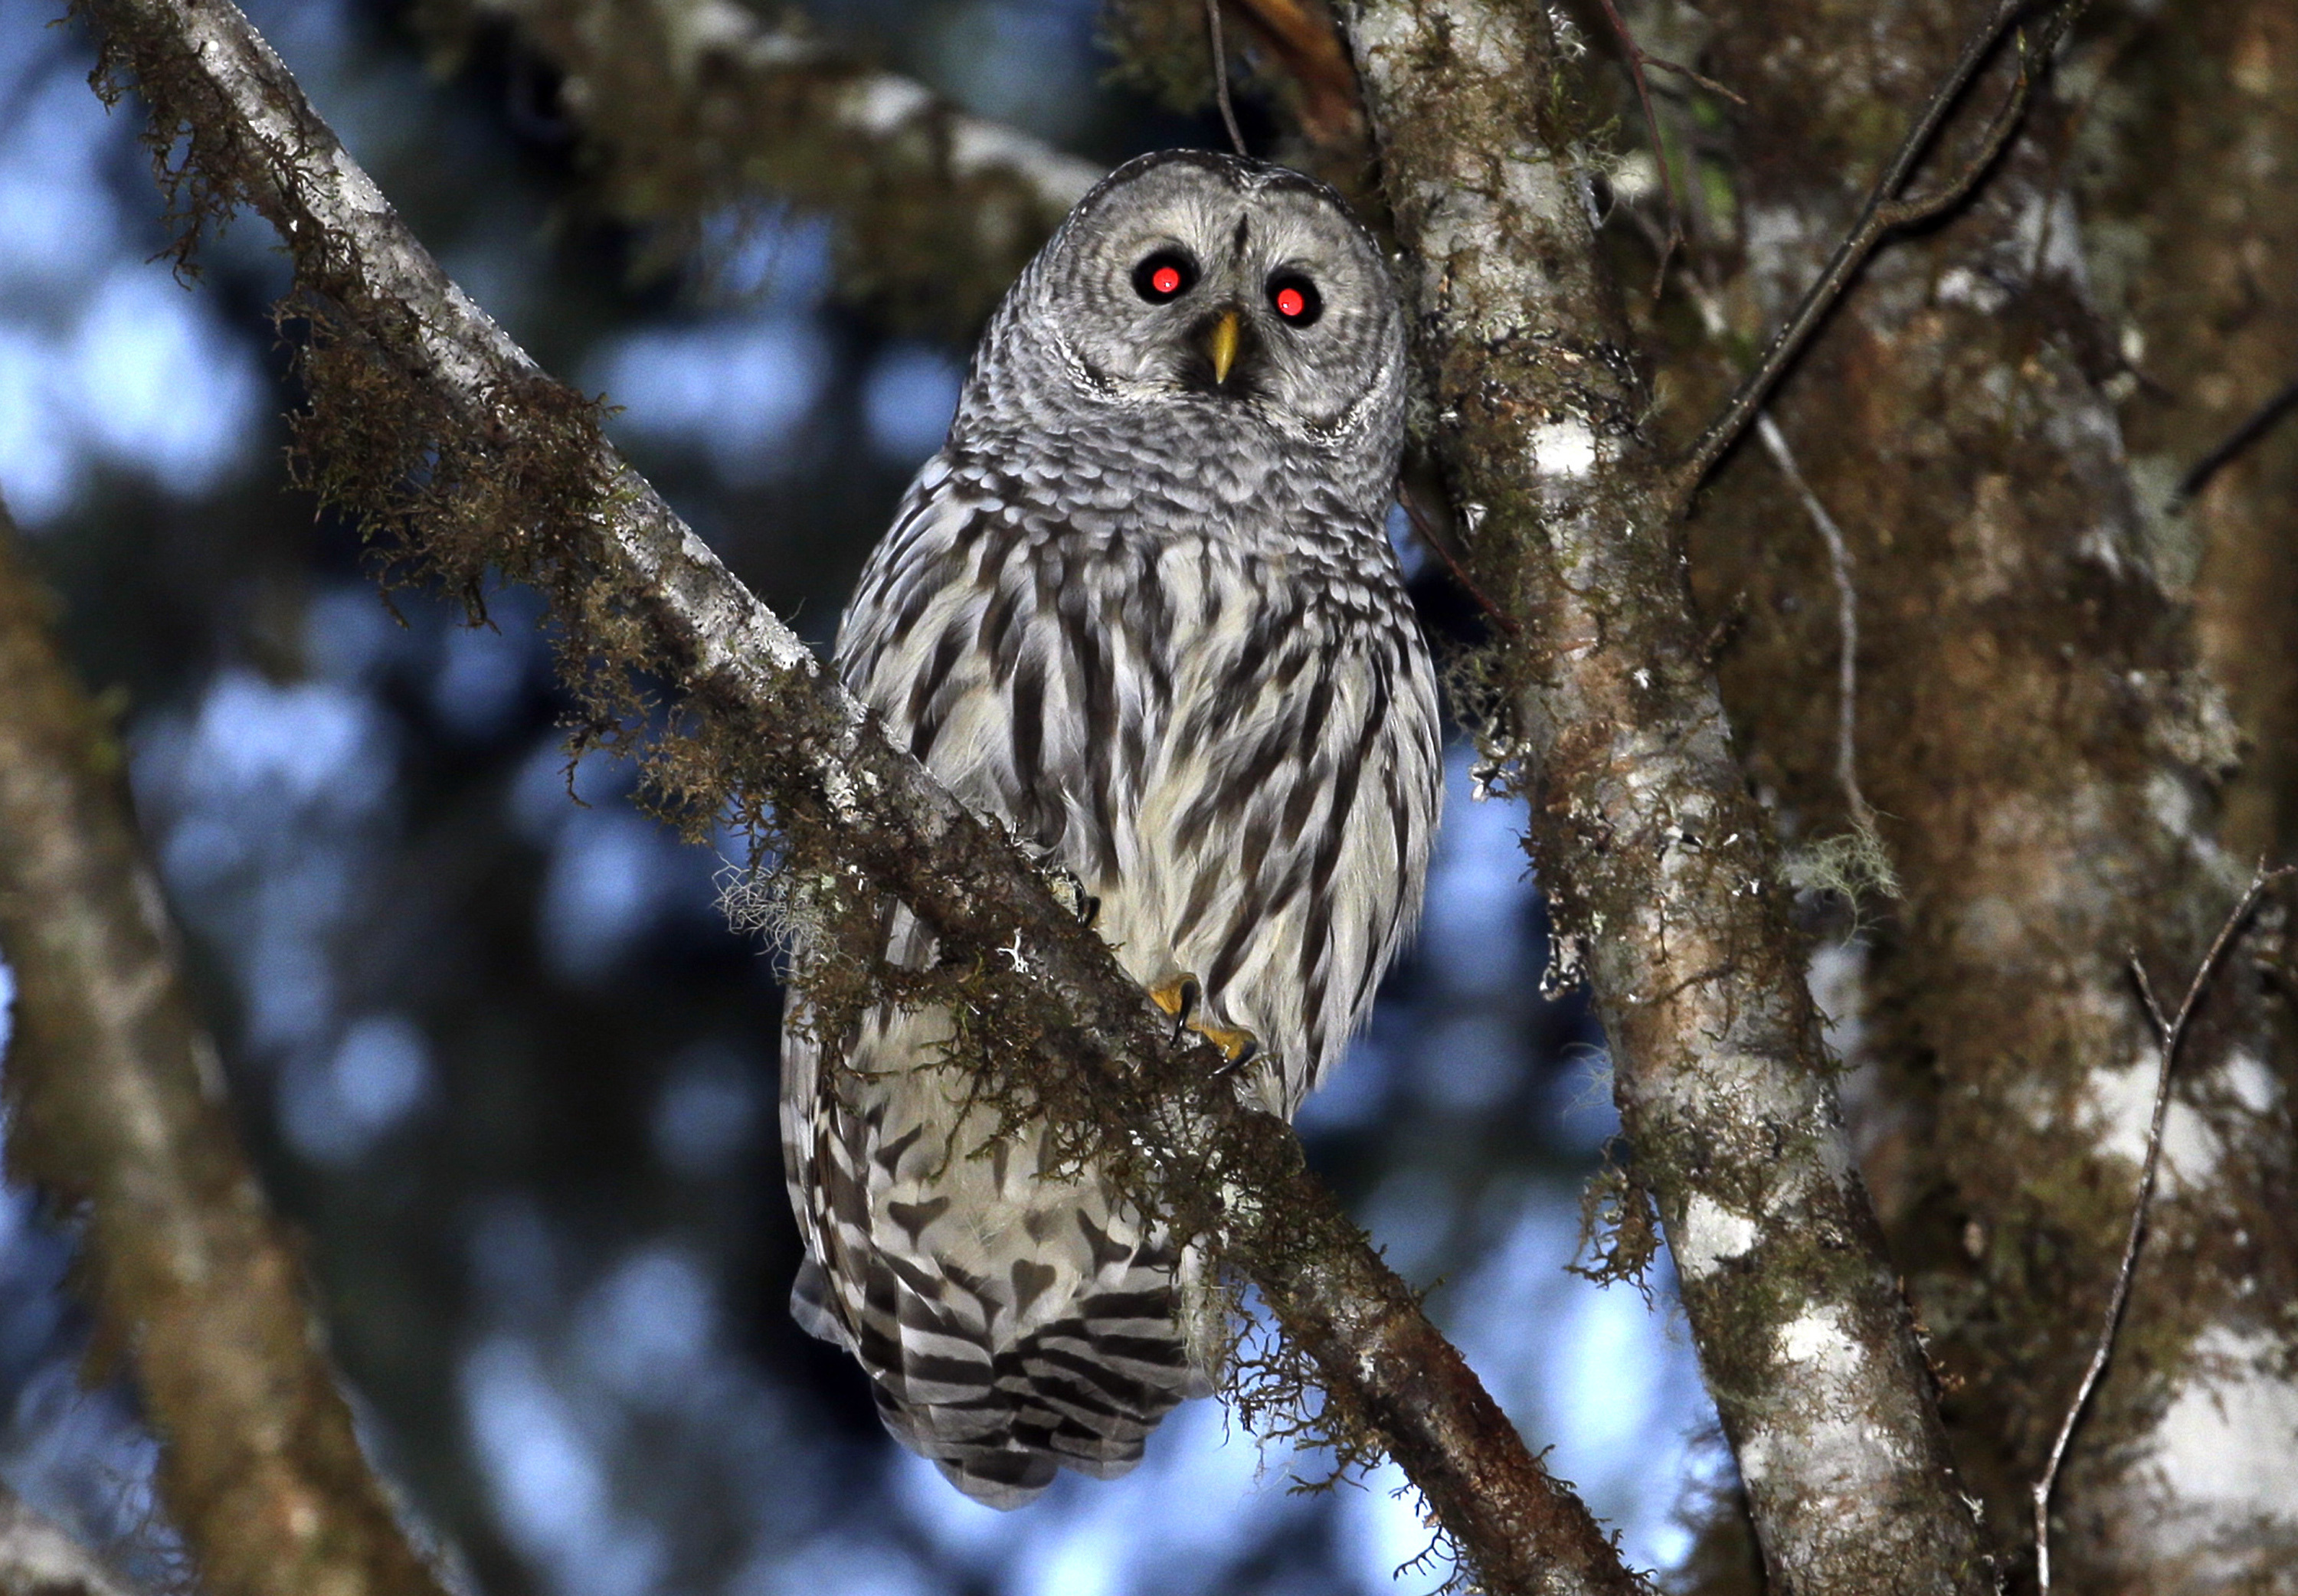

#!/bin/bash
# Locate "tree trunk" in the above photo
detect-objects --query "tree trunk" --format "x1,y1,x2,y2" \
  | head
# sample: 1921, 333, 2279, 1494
1660, 0, 2298, 1586
1336, 3, 1995, 1591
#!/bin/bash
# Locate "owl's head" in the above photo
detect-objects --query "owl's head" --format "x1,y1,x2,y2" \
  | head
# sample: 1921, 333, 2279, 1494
961, 150, 1406, 477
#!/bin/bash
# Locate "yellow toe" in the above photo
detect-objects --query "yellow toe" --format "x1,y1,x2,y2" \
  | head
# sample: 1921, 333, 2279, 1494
1189, 1019, 1259, 1068
1148, 976, 1200, 1023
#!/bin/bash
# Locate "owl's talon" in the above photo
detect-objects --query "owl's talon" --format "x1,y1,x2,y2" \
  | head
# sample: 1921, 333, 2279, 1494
1149, 976, 1201, 1042
1149, 976, 1257, 1064
1036, 859, 1099, 927
1193, 1022, 1259, 1070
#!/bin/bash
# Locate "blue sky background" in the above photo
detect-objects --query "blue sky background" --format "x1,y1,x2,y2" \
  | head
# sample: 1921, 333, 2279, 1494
0, 4, 1730, 1591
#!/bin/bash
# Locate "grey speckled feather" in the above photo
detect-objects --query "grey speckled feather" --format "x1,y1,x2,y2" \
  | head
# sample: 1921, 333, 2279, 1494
781, 149, 1442, 1507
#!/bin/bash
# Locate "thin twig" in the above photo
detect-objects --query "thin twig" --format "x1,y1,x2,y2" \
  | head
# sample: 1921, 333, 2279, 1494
1754, 411, 1873, 829
2172, 373, 2298, 509
1206, 0, 1249, 157
1638, 54, 1746, 106
1674, 0, 2093, 502
2031, 863, 2297, 1593
1219, 0, 1361, 147
1397, 482, 1522, 638
1592, 0, 1684, 290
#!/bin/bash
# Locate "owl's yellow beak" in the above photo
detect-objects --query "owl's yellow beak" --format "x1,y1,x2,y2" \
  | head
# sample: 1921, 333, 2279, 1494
1206, 310, 1242, 386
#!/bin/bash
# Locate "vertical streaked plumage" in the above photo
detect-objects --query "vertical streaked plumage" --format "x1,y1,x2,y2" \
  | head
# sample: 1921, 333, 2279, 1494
781, 149, 1442, 1506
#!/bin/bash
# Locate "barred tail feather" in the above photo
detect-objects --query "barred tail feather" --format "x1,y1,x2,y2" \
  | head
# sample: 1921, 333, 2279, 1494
796, 1240, 1210, 1508
887, 1261, 1213, 1508
783, 1024, 1216, 1508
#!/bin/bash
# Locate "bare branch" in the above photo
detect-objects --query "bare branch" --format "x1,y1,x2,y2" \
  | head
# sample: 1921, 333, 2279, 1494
1336, 1, 1992, 1589
1674, 0, 2093, 499
0, 505, 453, 1596
2031, 865, 2298, 1593
1753, 412, 1877, 833
2172, 372, 2298, 509
1217, 0, 1363, 149
1591, 0, 1687, 290
1206, 0, 1250, 156
1398, 482, 1521, 639
69, 0, 1644, 1589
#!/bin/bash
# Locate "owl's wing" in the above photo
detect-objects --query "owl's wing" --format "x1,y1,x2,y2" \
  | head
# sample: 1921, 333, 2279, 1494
834, 455, 1159, 885
1133, 573, 1443, 1111
781, 459, 1213, 1508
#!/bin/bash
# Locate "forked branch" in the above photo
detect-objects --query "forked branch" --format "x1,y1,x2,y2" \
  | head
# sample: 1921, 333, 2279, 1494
1674, 0, 2092, 499
2031, 864, 2297, 1593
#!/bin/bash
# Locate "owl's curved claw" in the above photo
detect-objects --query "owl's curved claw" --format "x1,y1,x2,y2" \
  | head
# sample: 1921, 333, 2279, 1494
1148, 976, 1258, 1066
1149, 975, 1201, 1043
1194, 1022, 1259, 1072
1030, 853, 1099, 928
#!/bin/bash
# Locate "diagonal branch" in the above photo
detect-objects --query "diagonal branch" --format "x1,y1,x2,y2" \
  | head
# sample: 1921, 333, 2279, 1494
1220, 0, 1363, 147
67, 1, 1643, 1591
2172, 372, 2298, 508
1673, 0, 2092, 499
0, 504, 454, 1596
2031, 864, 2298, 1594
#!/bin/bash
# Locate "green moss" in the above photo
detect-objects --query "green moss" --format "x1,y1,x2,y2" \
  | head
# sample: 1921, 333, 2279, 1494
1572, 1150, 1663, 1296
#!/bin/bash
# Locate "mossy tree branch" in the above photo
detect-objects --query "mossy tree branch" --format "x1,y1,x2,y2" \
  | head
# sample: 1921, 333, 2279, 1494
0, 502, 455, 1596
1333, 3, 1995, 1592
413, 0, 1102, 332
65, 0, 1645, 1590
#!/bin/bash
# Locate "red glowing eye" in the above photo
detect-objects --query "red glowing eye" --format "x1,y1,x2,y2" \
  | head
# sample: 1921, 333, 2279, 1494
1151, 265, 1183, 296
1275, 286, 1307, 319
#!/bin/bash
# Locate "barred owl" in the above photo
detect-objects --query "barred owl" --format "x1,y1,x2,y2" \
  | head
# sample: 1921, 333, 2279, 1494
781, 149, 1442, 1506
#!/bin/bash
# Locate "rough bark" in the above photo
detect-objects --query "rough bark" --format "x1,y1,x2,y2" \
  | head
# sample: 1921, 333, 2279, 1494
0, 503, 453, 1596
2086, 0, 2298, 865
1334, 4, 1993, 1594
69, 1, 1642, 1589
1662, 0, 2298, 1587
411, 0, 1101, 332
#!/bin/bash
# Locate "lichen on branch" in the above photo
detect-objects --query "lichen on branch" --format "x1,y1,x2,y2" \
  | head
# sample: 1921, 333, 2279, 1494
414, 0, 1102, 332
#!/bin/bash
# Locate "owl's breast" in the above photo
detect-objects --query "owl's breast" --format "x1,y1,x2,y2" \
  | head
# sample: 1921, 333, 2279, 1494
839, 450, 1437, 1107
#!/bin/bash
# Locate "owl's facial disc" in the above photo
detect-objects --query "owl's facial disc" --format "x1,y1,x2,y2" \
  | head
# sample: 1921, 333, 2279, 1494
1030, 152, 1405, 445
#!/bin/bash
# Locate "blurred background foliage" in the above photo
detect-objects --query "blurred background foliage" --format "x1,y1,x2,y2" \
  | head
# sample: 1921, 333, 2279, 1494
0, 2, 1726, 1592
